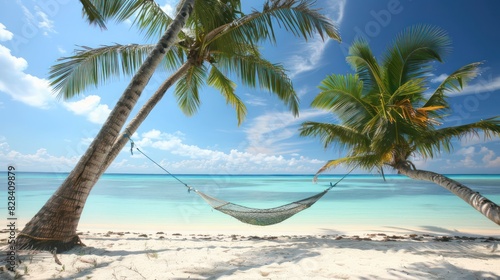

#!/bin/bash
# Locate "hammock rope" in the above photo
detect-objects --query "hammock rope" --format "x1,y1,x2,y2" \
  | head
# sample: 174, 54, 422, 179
124, 134, 349, 226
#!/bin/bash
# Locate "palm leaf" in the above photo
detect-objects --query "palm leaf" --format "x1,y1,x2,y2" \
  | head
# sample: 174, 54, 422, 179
389, 78, 426, 102
50, 44, 152, 99
216, 51, 299, 116
313, 154, 383, 181
383, 25, 451, 93
79, 0, 107, 29
414, 117, 500, 158
299, 121, 370, 152
50, 44, 184, 99
174, 64, 207, 116
207, 65, 247, 125
206, 0, 340, 47
189, 0, 242, 37
85, 0, 182, 41
423, 62, 482, 115
313, 74, 373, 126
126, 0, 177, 40
347, 39, 386, 103
260, 0, 340, 41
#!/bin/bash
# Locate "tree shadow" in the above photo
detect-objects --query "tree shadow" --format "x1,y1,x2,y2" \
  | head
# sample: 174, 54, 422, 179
3, 232, 498, 279
360, 260, 500, 280
180, 233, 500, 279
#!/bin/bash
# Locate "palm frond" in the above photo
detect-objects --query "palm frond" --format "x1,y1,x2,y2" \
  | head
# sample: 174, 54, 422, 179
313, 154, 382, 180
189, 0, 242, 37
423, 62, 482, 114
207, 65, 247, 125
86, 0, 181, 40
414, 117, 500, 158
386, 79, 432, 126
383, 25, 451, 93
217, 51, 299, 116
347, 39, 385, 97
313, 74, 373, 126
174, 64, 207, 116
206, 0, 340, 47
368, 118, 398, 155
389, 78, 426, 103
79, 0, 107, 29
127, 0, 176, 40
50, 44, 154, 99
299, 121, 370, 152
86, 0, 133, 22
260, 0, 340, 41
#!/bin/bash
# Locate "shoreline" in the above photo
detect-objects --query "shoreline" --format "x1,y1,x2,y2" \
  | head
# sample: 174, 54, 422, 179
76, 225, 500, 240
9, 218, 500, 238
11, 219, 500, 238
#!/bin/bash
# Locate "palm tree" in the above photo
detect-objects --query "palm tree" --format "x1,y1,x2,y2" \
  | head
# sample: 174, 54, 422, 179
17, 0, 340, 252
15, 0, 194, 252
300, 25, 500, 225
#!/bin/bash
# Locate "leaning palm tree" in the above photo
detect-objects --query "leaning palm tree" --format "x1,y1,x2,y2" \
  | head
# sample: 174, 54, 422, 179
300, 25, 500, 225
16, 0, 195, 253
17, 0, 340, 252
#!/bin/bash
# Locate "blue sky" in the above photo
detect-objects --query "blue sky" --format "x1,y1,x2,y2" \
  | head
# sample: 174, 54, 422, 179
1, 0, 499, 175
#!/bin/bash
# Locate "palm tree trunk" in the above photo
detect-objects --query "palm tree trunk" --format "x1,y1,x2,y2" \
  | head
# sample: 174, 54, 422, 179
396, 165, 500, 226
99, 61, 192, 175
16, 0, 195, 253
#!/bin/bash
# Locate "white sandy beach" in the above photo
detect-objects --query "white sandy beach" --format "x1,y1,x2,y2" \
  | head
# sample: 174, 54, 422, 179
1, 227, 500, 280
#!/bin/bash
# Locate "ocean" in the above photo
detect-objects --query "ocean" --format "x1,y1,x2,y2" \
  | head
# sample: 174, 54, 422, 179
4, 172, 500, 236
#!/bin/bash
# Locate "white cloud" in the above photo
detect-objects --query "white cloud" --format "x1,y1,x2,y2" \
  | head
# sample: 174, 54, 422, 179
327, 0, 346, 26
458, 76, 500, 95
287, 36, 330, 78
480, 147, 500, 167
0, 23, 127, 125
0, 140, 79, 172
142, 129, 162, 139
0, 25, 109, 121
453, 145, 500, 169
0, 43, 55, 108
0, 23, 13, 41
431, 73, 448, 83
427, 73, 500, 98
244, 109, 330, 155
34, 7, 56, 35
284, 0, 345, 78
63, 95, 101, 114
456, 146, 476, 167
244, 93, 268, 107
456, 146, 475, 157
20, 4, 56, 36
160, 3, 175, 17
131, 128, 324, 174
62, 95, 111, 124
459, 131, 500, 147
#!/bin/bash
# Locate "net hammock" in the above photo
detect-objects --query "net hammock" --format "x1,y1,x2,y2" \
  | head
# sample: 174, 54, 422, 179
126, 135, 343, 226
194, 185, 334, 226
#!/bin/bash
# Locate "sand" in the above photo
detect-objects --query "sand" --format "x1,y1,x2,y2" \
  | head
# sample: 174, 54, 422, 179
1, 228, 500, 280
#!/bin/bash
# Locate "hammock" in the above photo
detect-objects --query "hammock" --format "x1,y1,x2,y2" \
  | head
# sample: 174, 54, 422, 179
194, 185, 333, 226
125, 135, 343, 226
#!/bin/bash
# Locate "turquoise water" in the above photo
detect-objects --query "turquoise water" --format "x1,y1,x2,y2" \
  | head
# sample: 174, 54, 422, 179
3, 172, 500, 235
